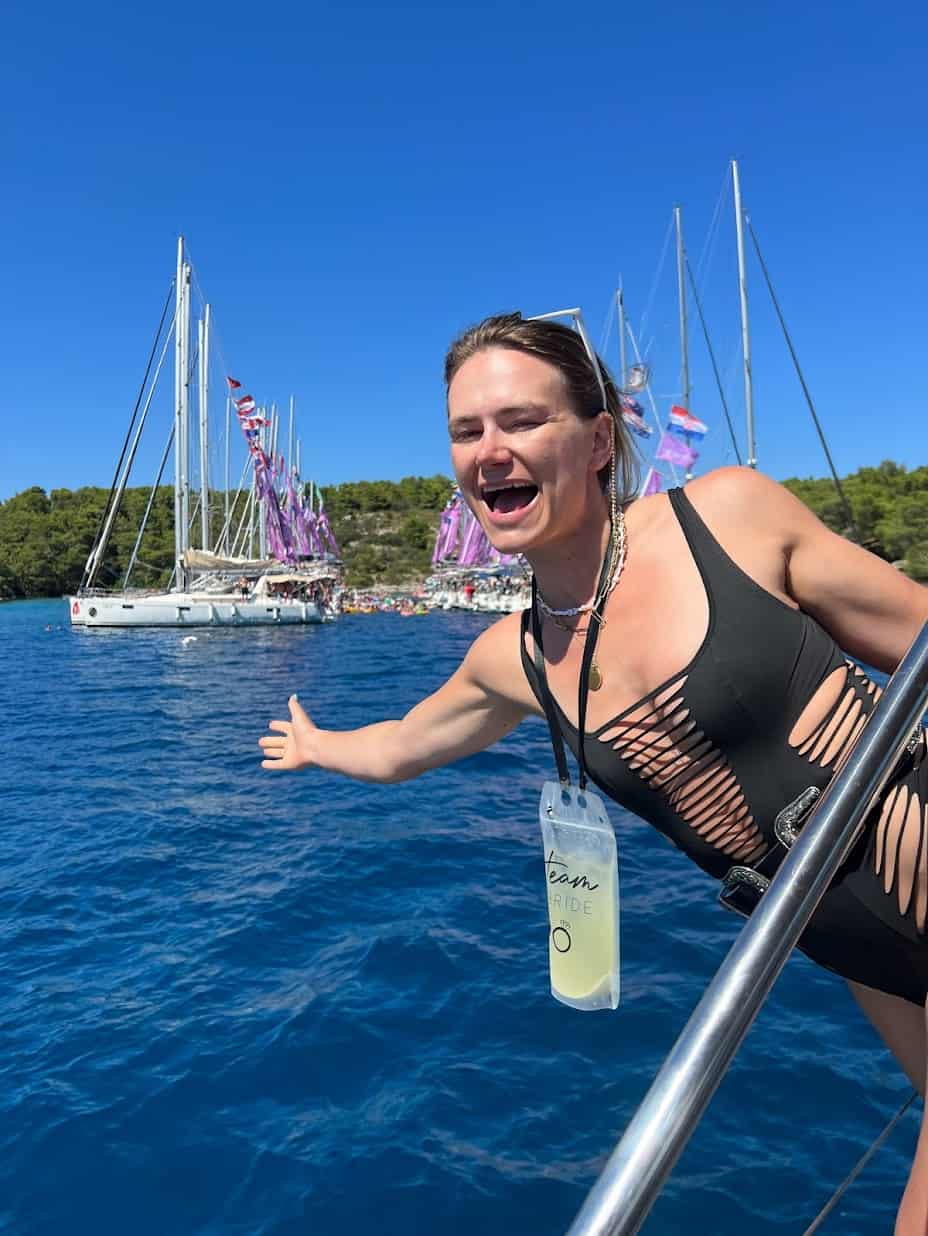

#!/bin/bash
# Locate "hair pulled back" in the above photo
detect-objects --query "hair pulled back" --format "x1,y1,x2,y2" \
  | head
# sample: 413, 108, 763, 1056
444, 311, 638, 502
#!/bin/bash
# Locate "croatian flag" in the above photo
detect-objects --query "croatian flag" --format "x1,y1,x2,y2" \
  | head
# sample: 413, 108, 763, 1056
668, 406, 708, 439
619, 394, 652, 437
655, 431, 698, 469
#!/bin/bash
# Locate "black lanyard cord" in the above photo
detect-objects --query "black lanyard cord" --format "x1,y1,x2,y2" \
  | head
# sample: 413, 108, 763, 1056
529, 525, 613, 791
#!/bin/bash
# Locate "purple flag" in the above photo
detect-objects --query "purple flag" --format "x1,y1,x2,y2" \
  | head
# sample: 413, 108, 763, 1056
433, 496, 459, 563
316, 499, 340, 557
641, 468, 663, 496
456, 507, 485, 566
304, 507, 321, 556
435, 494, 462, 562
655, 431, 698, 469
256, 458, 294, 563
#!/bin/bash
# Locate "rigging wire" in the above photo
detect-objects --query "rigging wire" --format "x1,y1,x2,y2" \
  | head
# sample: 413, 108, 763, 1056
84, 307, 176, 592
123, 424, 176, 589
638, 212, 675, 347
684, 255, 742, 463
693, 165, 730, 288
745, 216, 862, 543
80, 281, 174, 591
624, 317, 680, 486
598, 293, 616, 363
188, 257, 268, 513
801, 1091, 917, 1235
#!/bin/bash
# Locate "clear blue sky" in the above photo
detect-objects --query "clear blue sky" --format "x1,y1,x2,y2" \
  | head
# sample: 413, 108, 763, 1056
4, 0, 926, 502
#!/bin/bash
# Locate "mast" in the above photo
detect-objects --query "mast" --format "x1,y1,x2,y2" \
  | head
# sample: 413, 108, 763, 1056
616, 285, 628, 388
198, 303, 211, 550
296, 438, 301, 479
731, 160, 756, 467
173, 238, 192, 589
674, 206, 690, 411
288, 395, 295, 474
224, 370, 231, 554
249, 473, 258, 559
181, 262, 192, 576
258, 410, 268, 559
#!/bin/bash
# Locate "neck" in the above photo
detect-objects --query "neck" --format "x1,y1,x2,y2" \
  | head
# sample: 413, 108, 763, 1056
527, 499, 612, 611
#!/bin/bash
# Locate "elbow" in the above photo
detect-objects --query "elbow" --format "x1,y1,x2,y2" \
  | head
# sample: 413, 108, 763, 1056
379, 758, 426, 784
364, 743, 425, 785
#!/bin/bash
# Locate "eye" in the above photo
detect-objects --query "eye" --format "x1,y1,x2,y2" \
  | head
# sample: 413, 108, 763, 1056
450, 426, 480, 443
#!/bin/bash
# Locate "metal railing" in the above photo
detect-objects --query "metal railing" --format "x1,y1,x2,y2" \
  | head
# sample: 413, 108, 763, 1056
568, 622, 928, 1236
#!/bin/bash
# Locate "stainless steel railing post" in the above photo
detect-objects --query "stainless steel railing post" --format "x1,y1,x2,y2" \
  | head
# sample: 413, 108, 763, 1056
567, 623, 928, 1236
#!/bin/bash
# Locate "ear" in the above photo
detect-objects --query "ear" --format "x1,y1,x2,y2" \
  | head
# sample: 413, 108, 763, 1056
590, 411, 615, 473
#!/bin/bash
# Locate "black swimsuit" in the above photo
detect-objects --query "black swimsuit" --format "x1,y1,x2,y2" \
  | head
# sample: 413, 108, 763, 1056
521, 487, 928, 1006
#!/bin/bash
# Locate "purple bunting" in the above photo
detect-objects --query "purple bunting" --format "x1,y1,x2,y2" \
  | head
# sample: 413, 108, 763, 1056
655, 431, 698, 469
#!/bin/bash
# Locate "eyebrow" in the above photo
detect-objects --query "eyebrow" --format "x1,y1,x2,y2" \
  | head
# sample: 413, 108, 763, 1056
447, 402, 551, 425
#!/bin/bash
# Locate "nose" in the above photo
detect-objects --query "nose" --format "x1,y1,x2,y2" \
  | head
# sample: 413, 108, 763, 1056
475, 424, 512, 469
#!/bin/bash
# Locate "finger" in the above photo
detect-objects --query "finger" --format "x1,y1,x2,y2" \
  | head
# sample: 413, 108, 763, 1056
261, 758, 289, 770
288, 694, 312, 724
268, 720, 292, 735
259, 736, 287, 750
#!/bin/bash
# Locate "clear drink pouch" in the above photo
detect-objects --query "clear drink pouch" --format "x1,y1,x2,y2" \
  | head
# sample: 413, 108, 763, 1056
539, 780, 620, 1011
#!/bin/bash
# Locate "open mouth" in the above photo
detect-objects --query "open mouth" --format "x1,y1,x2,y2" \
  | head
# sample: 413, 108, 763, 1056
481, 483, 539, 516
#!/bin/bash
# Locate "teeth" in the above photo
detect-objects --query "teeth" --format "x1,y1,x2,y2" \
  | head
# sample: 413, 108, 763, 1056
481, 481, 537, 513
482, 482, 530, 495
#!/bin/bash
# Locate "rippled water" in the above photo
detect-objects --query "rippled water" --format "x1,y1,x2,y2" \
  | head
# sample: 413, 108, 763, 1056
0, 599, 917, 1234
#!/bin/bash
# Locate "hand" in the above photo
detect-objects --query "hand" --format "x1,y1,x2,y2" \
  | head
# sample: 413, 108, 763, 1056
259, 695, 317, 771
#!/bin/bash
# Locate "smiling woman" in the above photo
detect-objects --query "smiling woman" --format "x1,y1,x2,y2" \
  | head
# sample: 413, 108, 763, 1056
259, 309, 928, 1234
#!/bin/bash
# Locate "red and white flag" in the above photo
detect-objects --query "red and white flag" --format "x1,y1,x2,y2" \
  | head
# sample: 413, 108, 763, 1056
235, 395, 256, 415
226, 376, 242, 391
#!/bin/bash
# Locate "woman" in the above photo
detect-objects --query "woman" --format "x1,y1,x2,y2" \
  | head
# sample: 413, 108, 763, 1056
259, 313, 928, 1232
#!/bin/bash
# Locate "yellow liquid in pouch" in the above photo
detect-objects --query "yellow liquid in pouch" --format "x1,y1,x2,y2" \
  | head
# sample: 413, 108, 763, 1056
545, 855, 617, 1001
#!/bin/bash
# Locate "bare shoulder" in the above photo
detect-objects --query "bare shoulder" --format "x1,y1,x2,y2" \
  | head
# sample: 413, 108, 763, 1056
464, 611, 539, 710
684, 466, 813, 548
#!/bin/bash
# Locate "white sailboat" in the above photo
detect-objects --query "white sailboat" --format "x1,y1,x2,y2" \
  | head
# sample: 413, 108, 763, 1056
69, 238, 339, 628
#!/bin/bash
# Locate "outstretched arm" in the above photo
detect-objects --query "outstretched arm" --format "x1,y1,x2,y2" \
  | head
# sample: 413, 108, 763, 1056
258, 615, 537, 782
695, 467, 928, 671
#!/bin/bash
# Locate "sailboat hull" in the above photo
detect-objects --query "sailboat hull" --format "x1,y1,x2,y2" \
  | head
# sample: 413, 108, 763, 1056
68, 593, 326, 628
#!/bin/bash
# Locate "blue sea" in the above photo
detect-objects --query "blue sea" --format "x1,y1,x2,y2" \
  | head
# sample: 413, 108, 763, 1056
1, 598, 918, 1235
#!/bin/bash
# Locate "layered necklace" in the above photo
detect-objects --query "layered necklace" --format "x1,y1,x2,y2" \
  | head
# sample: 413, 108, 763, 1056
535, 499, 628, 691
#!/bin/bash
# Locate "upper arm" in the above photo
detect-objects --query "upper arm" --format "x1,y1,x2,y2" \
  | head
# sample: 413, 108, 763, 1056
389, 615, 538, 779
703, 467, 928, 672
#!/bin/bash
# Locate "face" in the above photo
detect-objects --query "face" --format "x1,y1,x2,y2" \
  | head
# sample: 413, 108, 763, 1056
447, 347, 611, 554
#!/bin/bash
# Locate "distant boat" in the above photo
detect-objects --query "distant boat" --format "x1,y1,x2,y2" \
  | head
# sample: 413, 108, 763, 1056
425, 487, 530, 614
69, 238, 341, 629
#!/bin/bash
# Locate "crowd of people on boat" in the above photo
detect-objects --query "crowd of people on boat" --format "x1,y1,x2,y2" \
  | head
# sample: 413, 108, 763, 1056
425, 571, 531, 613
337, 573, 531, 616
341, 590, 428, 616
233, 575, 338, 611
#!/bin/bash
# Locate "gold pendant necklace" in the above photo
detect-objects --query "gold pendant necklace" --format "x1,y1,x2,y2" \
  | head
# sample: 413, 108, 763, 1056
547, 612, 605, 689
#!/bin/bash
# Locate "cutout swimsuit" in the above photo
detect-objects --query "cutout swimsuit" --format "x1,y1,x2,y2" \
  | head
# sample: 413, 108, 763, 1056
521, 487, 928, 1006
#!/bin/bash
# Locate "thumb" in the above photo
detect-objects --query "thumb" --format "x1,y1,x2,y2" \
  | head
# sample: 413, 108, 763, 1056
288, 693, 313, 725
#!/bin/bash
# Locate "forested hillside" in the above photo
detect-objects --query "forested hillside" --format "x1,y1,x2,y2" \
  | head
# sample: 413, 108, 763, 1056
781, 461, 928, 579
0, 476, 454, 596
0, 462, 925, 598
